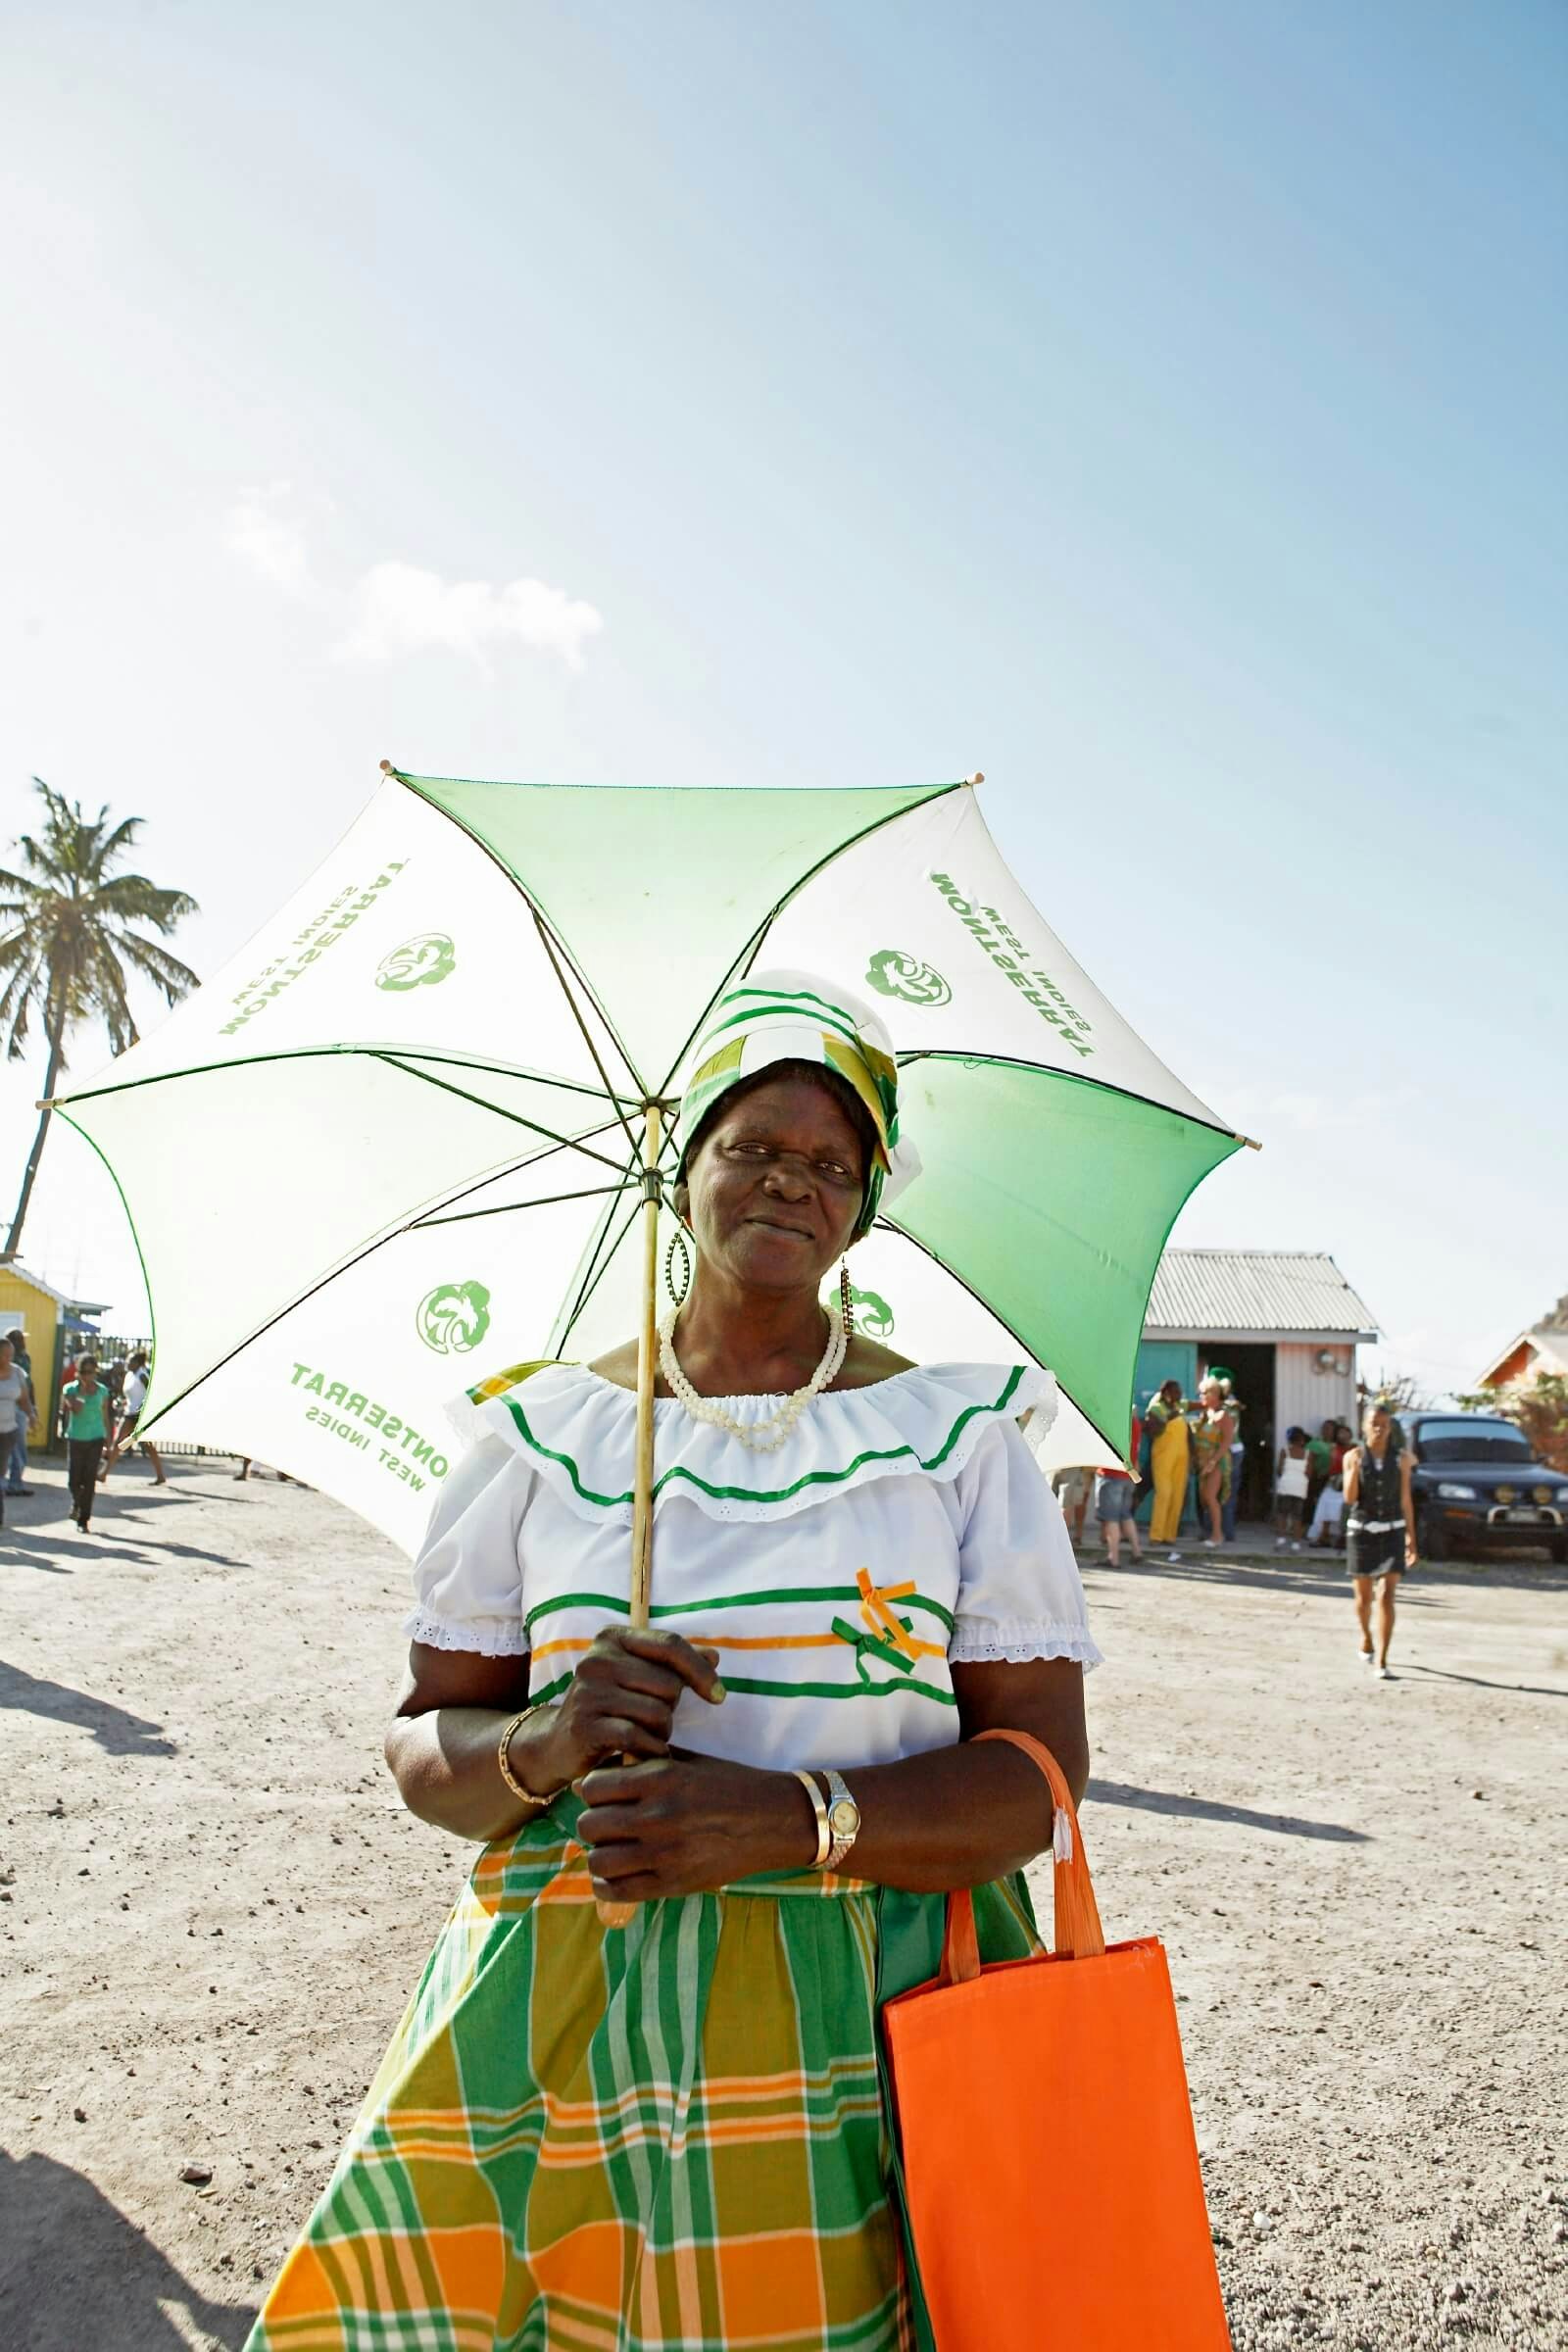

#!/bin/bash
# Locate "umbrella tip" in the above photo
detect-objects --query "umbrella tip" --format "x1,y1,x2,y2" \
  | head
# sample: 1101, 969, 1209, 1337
379, 758, 397, 776
965, 771, 984, 787
1236, 1134, 1263, 1152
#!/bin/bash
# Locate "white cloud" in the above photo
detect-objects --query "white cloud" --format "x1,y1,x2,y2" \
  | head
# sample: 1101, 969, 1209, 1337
226, 483, 318, 598
224, 491, 604, 674
334, 561, 604, 672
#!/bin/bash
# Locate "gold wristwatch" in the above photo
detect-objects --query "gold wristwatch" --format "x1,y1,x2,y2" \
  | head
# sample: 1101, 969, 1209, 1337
820, 1768, 861, 1871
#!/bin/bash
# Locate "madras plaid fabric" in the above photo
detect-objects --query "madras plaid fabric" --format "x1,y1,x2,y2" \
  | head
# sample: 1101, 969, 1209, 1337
248, 1803, 1037, 2351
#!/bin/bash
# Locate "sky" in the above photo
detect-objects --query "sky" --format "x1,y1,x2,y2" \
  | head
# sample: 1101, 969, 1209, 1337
3, 0, 1564, 1400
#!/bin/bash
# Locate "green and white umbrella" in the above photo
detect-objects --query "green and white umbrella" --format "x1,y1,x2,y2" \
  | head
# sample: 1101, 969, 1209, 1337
55, 764, 1246, 1555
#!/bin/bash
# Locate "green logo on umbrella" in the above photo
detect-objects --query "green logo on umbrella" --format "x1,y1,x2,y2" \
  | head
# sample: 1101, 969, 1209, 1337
864, 950, 951, 1008
376, 933, 458, 991
850, 1286, 895, 1339
416, 1280, 493, 1354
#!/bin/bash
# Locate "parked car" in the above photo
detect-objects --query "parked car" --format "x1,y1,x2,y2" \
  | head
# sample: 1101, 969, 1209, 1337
1407, 1413, 1568, 1563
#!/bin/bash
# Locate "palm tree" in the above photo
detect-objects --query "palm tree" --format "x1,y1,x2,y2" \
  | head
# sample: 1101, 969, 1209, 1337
1, 778, 199, 1263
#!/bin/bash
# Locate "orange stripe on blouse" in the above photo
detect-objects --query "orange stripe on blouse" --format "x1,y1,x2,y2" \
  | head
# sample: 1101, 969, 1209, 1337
528, 1626, 945, 1665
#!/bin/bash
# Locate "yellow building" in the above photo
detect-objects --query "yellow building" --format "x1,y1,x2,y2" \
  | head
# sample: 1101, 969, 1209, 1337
0, 1263, 110, 1445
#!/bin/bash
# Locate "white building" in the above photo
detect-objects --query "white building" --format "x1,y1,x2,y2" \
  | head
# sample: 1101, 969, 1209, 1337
1135, 1250, 1379, 1515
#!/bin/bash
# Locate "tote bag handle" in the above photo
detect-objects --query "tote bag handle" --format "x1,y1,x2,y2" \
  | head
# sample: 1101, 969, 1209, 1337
940, 1728, 1106, 1984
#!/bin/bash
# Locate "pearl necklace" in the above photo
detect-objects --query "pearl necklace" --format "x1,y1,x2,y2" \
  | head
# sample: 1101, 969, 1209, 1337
658, 1304, 847, 1453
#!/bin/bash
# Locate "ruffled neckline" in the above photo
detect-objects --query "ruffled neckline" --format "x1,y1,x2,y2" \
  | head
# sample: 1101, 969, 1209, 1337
449, 1359, 1055, 1530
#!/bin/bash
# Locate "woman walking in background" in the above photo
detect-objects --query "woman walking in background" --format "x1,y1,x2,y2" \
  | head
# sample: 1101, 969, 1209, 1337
61, 1355, 111, 1531
1345, 1400, 1416, 1678
1147, 1379, 1193, 1548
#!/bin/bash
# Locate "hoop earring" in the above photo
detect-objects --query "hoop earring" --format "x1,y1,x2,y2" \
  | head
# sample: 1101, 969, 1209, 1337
839, 1260, 856, 1338
665, 1227, 692, 1309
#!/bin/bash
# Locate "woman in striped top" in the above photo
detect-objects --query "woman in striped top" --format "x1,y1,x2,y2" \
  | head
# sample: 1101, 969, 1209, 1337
248, 969, 1099, 2352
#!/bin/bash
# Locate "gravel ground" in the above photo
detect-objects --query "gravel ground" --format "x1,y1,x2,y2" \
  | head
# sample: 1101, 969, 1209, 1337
2, 1458, 1565, 2349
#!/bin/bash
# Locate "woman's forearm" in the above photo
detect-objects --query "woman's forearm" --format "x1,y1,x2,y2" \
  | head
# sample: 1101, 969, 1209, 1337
579, 1730, 1079, 1901
821, 1737, 1060, 1892
385, 1701, 567, 1842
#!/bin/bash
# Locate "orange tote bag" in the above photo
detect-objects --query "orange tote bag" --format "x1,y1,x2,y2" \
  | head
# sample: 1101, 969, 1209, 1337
881, 1728, 1232, 2350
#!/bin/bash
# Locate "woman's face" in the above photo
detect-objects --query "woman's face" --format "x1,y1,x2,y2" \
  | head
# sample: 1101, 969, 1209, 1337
1367, 1408, 1391, 1446
1200, 1381, 1222, 1408
1160, 1381, 1182, 1406
679, 1074, 867, 1298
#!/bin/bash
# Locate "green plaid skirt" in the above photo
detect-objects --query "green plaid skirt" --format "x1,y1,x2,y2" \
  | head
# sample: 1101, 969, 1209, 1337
247, 1798, 1037, 2351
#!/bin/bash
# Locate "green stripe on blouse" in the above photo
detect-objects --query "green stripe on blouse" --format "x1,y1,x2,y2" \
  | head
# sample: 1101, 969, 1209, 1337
499, 1364, 1025, 1511
528, 1667, 958, 1710
523, 1583, 956, 1635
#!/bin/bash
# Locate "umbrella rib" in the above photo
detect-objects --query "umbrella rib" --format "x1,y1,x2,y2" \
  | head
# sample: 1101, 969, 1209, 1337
107, 1128, 636, 1442
374, 1055, 634, 1178
49, 1042, 626, 1111
879, 1215, 1126, 1462
531, 910, 652, 1163
892, 1050, 1247, 1149
554, 1184, 645, 1354
652, 780, 967, 1099
398, 1118, 628, 1227
414, 1180, 635, 1229
392, 766, 650, 1105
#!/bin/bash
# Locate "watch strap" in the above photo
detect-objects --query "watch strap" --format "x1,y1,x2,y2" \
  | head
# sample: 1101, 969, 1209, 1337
821, 1767, 860, 1871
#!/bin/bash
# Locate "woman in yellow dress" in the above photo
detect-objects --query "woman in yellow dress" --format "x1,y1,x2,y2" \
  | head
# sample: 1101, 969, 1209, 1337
1147, 1379, 1193, 1544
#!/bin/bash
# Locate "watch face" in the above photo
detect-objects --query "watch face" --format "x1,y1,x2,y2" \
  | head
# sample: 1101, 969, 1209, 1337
829, 1799, 859, 1837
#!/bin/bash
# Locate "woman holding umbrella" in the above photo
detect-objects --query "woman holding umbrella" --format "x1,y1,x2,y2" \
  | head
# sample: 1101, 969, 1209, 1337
248, 969, 1100, 2350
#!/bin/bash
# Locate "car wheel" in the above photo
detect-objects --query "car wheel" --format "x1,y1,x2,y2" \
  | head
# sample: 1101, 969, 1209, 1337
1420, 1510, 1447, 1562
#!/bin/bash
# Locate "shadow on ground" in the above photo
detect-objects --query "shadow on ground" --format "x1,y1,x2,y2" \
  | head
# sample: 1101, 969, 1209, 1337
0, 1659, 176, 1757
3, 1522, 250, 1572
1398, 1661, 1568, 1700
0, 2150, 256, 2350
1096, 1547, 1568, 1600
1088, 1778, 1369, 1842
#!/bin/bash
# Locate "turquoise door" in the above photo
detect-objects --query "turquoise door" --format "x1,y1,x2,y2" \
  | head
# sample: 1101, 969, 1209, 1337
1135, 1341, 1197, 1413
1134, 1342, 1198, 1527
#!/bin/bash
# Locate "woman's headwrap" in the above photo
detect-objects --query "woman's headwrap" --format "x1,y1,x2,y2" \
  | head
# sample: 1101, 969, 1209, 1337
676, 967, 921, 1241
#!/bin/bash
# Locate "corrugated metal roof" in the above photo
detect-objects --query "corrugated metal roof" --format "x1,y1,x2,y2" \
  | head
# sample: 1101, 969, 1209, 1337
1146, 1250, 1378, 1339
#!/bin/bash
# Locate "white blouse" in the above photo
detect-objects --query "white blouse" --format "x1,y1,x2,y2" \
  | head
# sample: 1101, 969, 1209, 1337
407, 1360, 1100, 1775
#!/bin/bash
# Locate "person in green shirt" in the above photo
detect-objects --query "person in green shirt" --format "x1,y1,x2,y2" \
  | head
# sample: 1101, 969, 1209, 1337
62, 1356, 111, 1532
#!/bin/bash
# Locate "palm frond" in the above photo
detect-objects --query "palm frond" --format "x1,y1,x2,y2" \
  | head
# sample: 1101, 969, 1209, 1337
80, 934, 138, 1058
0, 944, 47, 1060
91, 873, 201, 931
111, 928, 201, 1002
2, 774, 199, 1078
96, 814, 146, 865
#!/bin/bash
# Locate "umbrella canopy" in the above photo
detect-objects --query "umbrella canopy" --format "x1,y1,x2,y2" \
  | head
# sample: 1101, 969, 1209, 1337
54, 765, 1244, 1548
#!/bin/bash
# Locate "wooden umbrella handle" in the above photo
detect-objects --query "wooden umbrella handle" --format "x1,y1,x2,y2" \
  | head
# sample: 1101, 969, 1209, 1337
596, 1101, 664, 1931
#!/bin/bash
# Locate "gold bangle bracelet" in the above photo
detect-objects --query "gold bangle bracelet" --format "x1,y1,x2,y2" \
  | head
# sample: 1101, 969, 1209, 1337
793, 1768, 831, 1869
498, 1707, 556, 1811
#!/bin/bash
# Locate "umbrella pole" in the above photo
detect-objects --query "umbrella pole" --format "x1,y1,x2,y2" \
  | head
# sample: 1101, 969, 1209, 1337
596, 1099, 663, 1930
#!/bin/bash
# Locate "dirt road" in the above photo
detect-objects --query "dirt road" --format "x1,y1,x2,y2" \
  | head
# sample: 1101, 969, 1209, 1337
2, 1461, 1564, 2349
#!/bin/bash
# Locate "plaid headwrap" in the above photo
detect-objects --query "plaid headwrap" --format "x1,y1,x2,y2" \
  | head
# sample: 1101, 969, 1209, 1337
677, 968, 920, 1241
